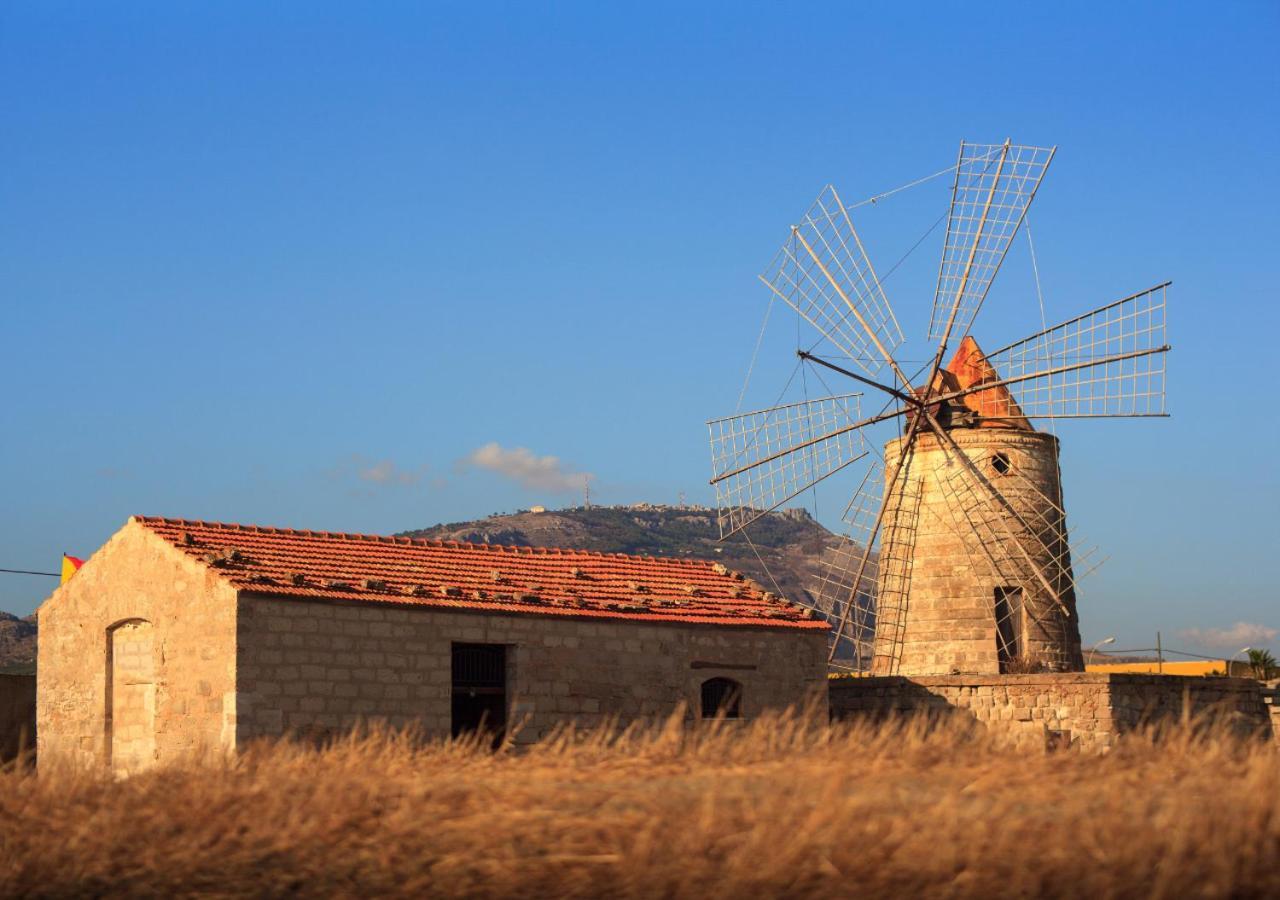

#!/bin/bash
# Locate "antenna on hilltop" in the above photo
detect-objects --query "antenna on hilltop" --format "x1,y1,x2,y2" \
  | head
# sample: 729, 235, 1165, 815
583, 475, 591, 510
678, 490, 686, 508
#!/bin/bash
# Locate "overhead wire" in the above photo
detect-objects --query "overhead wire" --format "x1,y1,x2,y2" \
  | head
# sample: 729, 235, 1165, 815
847, 161, 962, 209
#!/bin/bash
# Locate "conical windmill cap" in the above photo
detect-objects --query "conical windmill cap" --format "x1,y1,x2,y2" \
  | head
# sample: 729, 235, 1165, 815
945, 336, 1033, 430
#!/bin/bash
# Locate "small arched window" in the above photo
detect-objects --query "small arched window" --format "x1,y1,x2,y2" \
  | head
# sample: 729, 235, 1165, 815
700, 677, 742, 719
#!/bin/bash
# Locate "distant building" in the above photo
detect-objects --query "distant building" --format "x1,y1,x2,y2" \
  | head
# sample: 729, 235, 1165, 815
1086, 660, 1251, 677
37, 516, 827, 774
528, 505, 546, 514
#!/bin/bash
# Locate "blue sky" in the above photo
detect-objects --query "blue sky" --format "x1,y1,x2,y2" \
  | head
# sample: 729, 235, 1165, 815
2, 2, 1277, 658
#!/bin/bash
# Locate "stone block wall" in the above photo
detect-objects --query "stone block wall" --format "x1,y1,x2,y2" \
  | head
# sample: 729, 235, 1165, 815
830, 673, 1271, 752
875, 429, 1084, 676
0, 673, 36, 762
236, 594, 828, 745
37, 521, 240, 771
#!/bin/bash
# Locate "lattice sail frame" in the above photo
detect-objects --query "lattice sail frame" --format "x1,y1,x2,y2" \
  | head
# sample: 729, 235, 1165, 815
927, 142, 1055, 342
760, 185, 904, 375
809, 461, 884, 666
979, 283, 1170, 419
708, 393, 868, 537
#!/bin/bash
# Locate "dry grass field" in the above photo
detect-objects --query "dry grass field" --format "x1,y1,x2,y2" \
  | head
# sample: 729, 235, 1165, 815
2, 710, 1277, 899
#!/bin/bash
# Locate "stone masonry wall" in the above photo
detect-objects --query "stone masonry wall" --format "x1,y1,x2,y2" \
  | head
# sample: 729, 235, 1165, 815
830, 674, 1271, 752
236, 594, 828, 745
875, 429, 1084, 676
37, 520, 240, 771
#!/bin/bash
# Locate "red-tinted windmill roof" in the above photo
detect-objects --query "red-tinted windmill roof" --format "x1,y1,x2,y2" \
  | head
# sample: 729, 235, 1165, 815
946, 336, 1031, 428
134, 516, 826, 631
909, 336, 1033, 430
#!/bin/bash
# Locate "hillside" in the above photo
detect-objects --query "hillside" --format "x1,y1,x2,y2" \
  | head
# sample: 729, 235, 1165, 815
0, 612, 38, 673
398, 504, 852, 634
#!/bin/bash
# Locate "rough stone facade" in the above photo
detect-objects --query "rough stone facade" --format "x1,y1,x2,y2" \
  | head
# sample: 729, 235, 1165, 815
874, 428, 1084, 675
0, 673, 36, 762
236, 595, 827, 744
37, 522, 239, 773
37, 519, 828, 772
830, 674, 1272, 752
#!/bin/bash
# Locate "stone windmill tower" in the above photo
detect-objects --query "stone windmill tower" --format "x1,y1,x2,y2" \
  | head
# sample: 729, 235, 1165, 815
706, 140, 1170, 675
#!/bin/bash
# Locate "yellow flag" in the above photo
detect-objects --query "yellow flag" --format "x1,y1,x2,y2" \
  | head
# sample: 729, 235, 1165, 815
60, 554, 84, 584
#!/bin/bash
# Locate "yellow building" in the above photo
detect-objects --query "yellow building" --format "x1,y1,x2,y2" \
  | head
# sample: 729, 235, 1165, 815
1085, 659, 1252, 677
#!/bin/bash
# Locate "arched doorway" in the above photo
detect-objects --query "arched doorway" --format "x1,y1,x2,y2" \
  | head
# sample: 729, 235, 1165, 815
700, 677, 743, 719
107, 619, 156, 775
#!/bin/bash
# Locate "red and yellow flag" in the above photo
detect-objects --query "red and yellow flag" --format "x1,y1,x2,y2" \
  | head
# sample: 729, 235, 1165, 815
60, 554, 84, 584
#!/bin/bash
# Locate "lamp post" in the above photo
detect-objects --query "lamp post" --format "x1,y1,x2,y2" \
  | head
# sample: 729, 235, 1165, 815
1230, 647, 1252, 677
1088, 636, 1116, 666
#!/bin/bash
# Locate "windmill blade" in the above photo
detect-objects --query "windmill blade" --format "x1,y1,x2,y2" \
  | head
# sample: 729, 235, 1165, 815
969, 282, 1171, 419
810, 462, 884, 668
927, 141, 1056, 343
867, 473, 923, 676
760, 185, 904, 377
708, 393, 871, 538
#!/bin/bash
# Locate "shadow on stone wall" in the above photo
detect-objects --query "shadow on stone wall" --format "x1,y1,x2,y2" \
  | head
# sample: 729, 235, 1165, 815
829, 673, 1273, 752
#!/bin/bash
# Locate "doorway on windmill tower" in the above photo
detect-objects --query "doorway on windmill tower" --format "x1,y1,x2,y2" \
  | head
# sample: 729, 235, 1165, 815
451, 643, 507, 747
994, 586, 1025, 670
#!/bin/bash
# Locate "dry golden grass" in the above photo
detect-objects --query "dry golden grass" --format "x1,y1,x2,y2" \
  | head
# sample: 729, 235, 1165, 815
2, 710, 1277, 899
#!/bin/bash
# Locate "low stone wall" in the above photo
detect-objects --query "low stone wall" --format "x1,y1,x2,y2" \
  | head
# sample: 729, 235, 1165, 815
1263, 683, 1280, 741
0, 673, 37, 762
829, 673, 1272, 752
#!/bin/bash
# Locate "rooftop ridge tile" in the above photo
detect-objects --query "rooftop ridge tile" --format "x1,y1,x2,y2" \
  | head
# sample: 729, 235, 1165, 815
138, 514, 724, 568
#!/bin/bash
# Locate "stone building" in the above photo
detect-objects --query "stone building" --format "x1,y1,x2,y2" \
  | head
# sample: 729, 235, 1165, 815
38, 516, 828, 773
872, 337, 1084, 676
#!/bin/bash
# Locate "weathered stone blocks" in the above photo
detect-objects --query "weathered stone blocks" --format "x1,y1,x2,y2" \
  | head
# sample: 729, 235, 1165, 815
873, 429, 1085, 676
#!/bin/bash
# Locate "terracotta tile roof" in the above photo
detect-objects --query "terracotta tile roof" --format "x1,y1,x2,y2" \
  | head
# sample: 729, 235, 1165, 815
133, 516, 826, 631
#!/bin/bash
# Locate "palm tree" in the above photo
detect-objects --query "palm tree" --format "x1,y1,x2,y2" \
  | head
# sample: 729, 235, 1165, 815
1246, 648, 1277, 680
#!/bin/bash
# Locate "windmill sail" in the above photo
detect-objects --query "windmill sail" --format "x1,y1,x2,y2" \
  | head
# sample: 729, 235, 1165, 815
865, 474, 922, 675
810, 462, 884, 666
975, 283, 1170, 419
708, 394, 869, 537
760, 185, 904, 376
927, 141, 1055, 343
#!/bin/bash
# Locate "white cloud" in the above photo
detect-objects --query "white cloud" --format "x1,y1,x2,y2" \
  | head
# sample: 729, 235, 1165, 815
327, 454, 429, 489
358, 459, 423, 486
462, 442, 592, 494
1177, 622, 1277, 651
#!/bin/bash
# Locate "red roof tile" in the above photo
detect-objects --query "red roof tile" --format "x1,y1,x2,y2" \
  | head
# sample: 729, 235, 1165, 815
133, 516, 826, 631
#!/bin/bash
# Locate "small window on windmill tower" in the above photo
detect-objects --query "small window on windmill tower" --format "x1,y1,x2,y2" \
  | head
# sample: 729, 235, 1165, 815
991, 452, 1012, 476
701, 677, 742, 719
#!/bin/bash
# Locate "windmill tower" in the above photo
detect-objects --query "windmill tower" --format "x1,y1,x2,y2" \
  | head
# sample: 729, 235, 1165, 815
707, 140, 1170, 676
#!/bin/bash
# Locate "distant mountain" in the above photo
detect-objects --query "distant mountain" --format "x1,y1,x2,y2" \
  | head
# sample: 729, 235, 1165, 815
398, 504, 854, 639
0, 611, 37, 672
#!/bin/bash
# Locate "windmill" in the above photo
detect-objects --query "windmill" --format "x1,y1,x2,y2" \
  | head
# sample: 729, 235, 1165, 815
707, 140, 1170, 676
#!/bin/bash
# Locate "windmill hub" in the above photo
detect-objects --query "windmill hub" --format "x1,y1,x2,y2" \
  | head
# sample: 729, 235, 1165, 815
909, 336, 1035, 433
